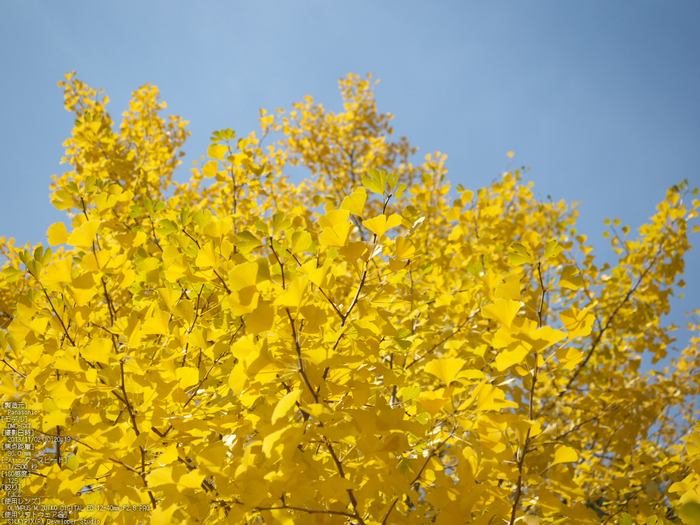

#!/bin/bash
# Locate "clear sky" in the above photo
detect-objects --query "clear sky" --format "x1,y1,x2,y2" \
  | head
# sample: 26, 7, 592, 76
1, 1, 699, 362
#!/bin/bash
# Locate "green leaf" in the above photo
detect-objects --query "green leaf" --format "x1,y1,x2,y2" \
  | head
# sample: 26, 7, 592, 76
508, 243, 533, 265
544, 240, 563, 258
289, 231, 313, 254
255, 220, 269, 235
559, 265, 583, 290
157, 219, 179, 237
272, 211, 291, 231
394, 183, 407, 198
362, 174, 382, 195
387, 171, 399, 191
619, 513, 633, 525
234, 231, 263, 254
362, 214, 402, 237
362, 168, 389, 195
468, 260, 483, 277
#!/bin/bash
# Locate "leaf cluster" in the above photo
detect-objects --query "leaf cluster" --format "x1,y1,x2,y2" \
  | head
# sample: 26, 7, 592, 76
0, 73, 699, 525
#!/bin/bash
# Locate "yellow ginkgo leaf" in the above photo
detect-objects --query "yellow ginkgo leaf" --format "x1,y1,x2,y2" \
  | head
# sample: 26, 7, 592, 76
395, 236, 416, 260
482, 298, 522, 328
289, 230, 313, 254
247, 300, 275, 334
146, 466, 179, 488
308, 258, 332, 287
263, 427, 288, 458
157, 288, 181, 314
407, 216, 425, 237
195, 241, 219, 269
208, 143, 228, 160
176, 366, 199, 389
319, 209, 351, 228
178, 468, 207, 490
340, 190, 367, 217
399, 385, 421, 402
228, 364, 247, 396
389, 257, 409, 272
679, 502, 700, 525
415, 391, 449, 418
274, 275, 308, 309
318, 222, 351, 247
469, 382, 517, 412
142, 309, 170, 335
551, 445, 578, 466
50, 379, 79, 410
271, 390, 302, 424
43, 410, 68, 430
173, 300, 195, 325
555, 347, 585, 370
150, 502, 177, 525
495, 273, 522, 301
157, 443, 179, 466
559, 304, 595, 339
303, 403, 333, 420
495, 345, 529, 371
42, 257, 72, 285
202, 160, 218, 178
229, 262, 259, 291
67, 219, 100, 249
203, 218, 232, 238
559, 265, 583, 290
47, 222, 68, 245
425, 357, 466, 386
544, 239, 563, 258
268, 509, 295, 525
65, 454, 79, 471
54, 352, 83, 373
82, 337, 113, 364
522, 325, 568, 352
362, 213, 402, 237
508, 243, 532, 266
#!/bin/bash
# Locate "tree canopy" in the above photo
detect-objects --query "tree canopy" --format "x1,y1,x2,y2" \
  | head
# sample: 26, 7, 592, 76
0, 72, 699, 525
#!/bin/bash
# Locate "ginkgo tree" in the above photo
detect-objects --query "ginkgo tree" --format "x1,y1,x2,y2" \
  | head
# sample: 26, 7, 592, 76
0, 72, 699, 525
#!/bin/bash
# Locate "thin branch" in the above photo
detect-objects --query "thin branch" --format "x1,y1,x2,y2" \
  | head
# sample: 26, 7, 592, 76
183, 321, 243, 408
508, 262, 546, 525
148, 213, 163, 252
102, 277, 116, 326
380, 431, 453, 525
29, 272, 75, 346
561, 252, 660, 395
286, 308, 317, 403
405, 312, 478, 370
181, 227, 201, 248
269, 237, 286, 290
254, 504, 355, 519
286, 249, 343, 320
212, 269, 232, 294
0, 359, 26, 379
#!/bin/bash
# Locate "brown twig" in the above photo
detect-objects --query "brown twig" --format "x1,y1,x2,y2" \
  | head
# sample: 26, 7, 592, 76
508, 262, 546, 525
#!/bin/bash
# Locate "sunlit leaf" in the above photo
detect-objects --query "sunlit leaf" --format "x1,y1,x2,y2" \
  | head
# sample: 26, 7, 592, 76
340, 190, 367, 217
271, 390, 302, 424
559, 265, 583, 290
47, 222, 69, 246
551, 445, 578, 466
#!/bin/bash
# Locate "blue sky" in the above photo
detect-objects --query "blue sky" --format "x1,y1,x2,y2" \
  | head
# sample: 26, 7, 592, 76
1, 1, 699, 360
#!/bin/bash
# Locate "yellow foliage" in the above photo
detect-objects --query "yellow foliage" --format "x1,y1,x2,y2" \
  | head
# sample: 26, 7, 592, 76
0, 72, 698, 525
